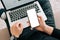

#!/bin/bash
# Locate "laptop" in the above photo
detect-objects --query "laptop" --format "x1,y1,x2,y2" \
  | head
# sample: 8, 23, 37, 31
1, 0, 47, 28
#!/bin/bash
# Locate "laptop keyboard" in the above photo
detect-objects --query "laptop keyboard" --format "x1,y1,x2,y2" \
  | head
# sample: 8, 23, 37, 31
9, 3, 41, 22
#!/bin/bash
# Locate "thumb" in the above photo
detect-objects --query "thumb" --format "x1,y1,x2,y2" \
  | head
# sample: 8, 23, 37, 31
16, 23, 23, 31
38, 16, 45, 23
27, 21, 30, 26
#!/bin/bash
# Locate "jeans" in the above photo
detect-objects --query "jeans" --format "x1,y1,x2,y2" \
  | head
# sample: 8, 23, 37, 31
17, 0, 57, 40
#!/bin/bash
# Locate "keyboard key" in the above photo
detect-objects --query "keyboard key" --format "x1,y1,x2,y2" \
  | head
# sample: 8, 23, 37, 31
9, 3, 40, 22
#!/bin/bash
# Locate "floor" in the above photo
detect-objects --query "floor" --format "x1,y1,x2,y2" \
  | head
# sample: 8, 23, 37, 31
49, 0, 60, 29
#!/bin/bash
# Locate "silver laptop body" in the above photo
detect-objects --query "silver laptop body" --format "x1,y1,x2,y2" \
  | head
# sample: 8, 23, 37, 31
1, 0, 47, 28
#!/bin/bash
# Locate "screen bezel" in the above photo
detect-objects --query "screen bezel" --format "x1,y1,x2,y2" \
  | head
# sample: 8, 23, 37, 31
1, 0, 37, 11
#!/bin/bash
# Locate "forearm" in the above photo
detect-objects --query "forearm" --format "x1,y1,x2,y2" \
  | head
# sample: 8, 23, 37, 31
44, 25, 54, 35
44, 25, 60, 39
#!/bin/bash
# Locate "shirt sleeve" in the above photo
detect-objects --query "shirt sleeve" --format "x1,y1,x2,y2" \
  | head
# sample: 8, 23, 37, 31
51, 28, 60, 39
0, 9, 5, 17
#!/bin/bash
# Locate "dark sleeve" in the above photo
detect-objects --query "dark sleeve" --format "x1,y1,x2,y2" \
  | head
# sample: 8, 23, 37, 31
0, 9, 5, 17
51, 28, 60, 39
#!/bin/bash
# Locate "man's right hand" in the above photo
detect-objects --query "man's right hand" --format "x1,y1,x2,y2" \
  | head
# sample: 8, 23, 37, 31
10, 22, 23, 38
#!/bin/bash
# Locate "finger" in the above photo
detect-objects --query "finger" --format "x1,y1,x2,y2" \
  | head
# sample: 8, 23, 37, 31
38, 16, 46, 26
38, 16, 45, 22
19, 23, 23, 30
38, 18, 41, 23
37, 15, 41, 18
16, 23, 23, 31
27, 21, 30, 23
27, 21, 30, 26
38, 16, 42, 23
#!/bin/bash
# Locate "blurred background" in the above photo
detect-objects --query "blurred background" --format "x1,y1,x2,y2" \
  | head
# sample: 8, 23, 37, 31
49, 0, 60, 29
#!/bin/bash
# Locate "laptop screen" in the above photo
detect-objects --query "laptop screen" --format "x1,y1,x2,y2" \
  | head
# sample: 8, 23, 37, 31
2, 0, 34, 10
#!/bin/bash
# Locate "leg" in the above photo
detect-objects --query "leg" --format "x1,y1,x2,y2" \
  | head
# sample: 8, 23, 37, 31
27, 31, 59, 40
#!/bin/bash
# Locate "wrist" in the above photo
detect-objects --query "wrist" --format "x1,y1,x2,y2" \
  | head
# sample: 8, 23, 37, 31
44, 25, 54, 35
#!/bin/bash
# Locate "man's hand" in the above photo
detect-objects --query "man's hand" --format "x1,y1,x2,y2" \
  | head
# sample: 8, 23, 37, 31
36, 16, 54, 35
35, 16, 46, 32
27, 16, 54, 35
27, 16, 46, 31
10, 22, 23, 38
